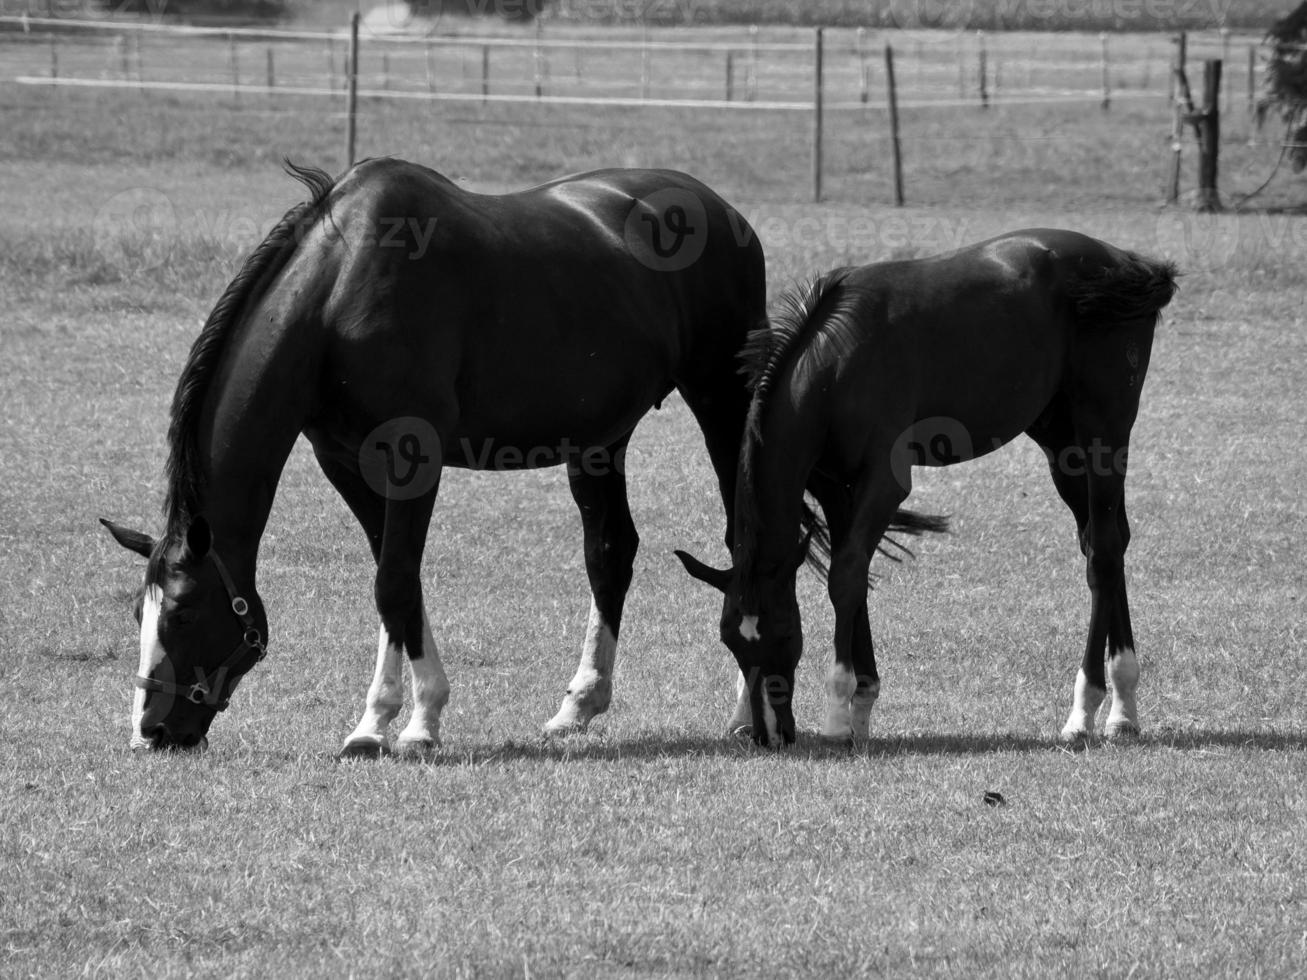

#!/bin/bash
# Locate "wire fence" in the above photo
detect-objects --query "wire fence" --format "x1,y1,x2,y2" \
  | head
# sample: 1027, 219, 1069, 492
1, 14, 1295, 207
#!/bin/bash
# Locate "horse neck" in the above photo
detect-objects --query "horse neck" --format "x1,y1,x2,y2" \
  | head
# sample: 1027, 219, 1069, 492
188, 310, 320, 584
735, 392, 825, 589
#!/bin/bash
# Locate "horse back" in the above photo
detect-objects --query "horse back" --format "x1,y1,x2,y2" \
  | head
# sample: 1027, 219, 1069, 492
287, 158, 765, 451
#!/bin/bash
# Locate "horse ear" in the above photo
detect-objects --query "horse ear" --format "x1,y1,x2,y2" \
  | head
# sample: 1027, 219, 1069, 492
181, 516, 212, 564
674, 549, 733, 594
100, 518, 155, 559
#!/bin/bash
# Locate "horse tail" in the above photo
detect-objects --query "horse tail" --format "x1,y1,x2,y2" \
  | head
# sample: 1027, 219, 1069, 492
1065, 250, 1179, 326
800, 502, 950, 581
163, 161, 337, 531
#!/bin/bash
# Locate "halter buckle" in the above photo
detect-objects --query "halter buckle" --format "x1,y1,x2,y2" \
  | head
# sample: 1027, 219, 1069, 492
184, 681, 211, 705
231, 596, 249, 617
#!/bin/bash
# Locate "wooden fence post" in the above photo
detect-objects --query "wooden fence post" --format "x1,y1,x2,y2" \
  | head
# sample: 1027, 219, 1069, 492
1196, 59, 1222, 212
1100, 32, 1110, 110
1247, 44, 1257, 121
812, 27, 824, 203
857, 26, 869, 104
1166, 31, 1187, 204
885, 44, 904, 207
481, 44, 490, 101
749, 23, 758, 101
266, 46, 274, 90
229, 34, 239, 97
346, 12, 359, 166
978, 31, 989, 109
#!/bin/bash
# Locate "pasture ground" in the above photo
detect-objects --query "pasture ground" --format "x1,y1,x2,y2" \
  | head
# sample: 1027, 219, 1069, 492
1, 64, 1306, 978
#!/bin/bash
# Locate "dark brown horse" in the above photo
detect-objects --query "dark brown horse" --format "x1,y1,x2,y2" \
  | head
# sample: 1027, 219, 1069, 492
101, 158, 773, 755
677, 229, 1177, 746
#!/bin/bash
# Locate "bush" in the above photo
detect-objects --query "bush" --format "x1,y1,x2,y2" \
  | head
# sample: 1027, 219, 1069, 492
1258, 3, 1307, 173
101, 0, 293, 22
403, 0, 542, 23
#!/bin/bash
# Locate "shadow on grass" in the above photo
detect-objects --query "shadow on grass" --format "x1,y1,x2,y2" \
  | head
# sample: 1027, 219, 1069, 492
321, 726, 1307, 767
328, 730, 1071, 767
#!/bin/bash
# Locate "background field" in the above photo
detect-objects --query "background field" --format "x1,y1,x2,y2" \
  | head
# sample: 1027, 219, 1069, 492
2, 30, 1306, 979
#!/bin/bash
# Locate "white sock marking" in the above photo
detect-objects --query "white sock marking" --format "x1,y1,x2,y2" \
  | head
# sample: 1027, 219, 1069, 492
343, 625, 404, 749
544, 598, 617, 733
397, 609, 451, 749
726, 669, 751, 732
850, 677, 880, 740
131, 586, 166, 749
822, 662, 857, 739
760, 694, 780, 746
1061, 667, 1106, 740
1106, 646, 1140, 736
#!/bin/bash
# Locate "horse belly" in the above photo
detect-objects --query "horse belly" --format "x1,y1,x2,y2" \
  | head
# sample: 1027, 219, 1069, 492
910, 317, 1066, 465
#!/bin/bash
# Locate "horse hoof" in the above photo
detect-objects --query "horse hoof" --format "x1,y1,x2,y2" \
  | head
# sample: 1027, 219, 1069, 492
1059, 726, 1093, 749
1105, 720, 1141, 740
394, 737, 438, 760
542, 719, 587, 738
728, 724, 753, 739
337, 738, 390, 761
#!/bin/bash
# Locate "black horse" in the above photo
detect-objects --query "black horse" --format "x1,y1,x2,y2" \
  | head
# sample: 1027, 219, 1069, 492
102, 158, 773, 754
677, 229, 1177, 746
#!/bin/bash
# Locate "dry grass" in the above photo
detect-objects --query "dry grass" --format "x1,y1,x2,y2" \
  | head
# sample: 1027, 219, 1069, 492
1, 70, 1305, 978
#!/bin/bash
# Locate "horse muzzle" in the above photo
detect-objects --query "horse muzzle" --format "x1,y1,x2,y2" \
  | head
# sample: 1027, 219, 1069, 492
132, 724, 210, 753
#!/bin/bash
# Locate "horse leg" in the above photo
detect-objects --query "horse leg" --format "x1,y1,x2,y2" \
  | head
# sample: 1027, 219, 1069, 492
815, 471, 906, 741
679, 374, 753, 732
544, 433, 640, 735
317, 450, 450, 759
1044, 351, 1146, 741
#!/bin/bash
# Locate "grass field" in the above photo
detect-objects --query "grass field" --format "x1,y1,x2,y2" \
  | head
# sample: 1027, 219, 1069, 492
2, 58, 1306, 977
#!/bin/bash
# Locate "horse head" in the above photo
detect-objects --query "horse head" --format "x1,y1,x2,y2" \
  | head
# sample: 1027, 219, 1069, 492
101, 516, 268, 752
674, 538, 810, 747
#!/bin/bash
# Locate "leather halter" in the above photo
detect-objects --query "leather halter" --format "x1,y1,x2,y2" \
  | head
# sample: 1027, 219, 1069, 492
133, 550, 267, 712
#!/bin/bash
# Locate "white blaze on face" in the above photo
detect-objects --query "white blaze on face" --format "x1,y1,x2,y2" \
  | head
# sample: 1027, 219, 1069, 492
131, 586, 166, 748
739, 615, 761, 642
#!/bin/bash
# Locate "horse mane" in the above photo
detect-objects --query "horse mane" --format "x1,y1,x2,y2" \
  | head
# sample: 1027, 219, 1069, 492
734, 269, 857, 595
735, 268, 948, 596
155, 161, 335, 566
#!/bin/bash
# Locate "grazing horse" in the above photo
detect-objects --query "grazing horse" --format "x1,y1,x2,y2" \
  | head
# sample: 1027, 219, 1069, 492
101, 157, 772, 755
677, 229, 1177, 747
